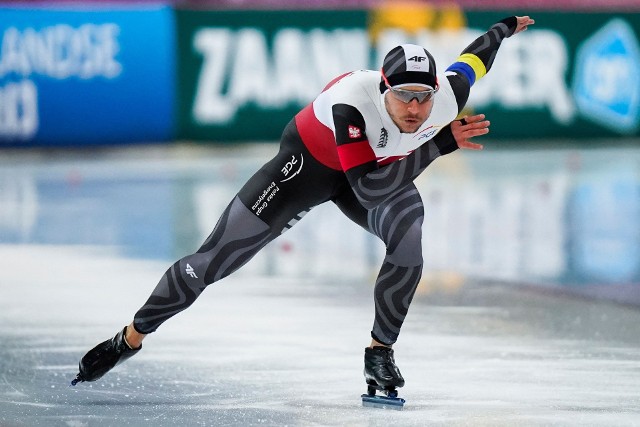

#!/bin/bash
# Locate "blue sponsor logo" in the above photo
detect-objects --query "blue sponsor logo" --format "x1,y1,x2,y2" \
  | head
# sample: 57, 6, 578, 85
418, 129, 437, 141
573, 19, 640, 133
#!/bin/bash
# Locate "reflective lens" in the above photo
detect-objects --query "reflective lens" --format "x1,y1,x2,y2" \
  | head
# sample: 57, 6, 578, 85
388, 85, 437, 103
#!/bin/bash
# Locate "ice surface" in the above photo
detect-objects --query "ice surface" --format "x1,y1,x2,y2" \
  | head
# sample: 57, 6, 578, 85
1, 244, 640, 426
0, 144, 639, 426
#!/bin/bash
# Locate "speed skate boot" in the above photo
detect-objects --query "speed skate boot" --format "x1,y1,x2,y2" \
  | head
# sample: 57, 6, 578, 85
361, 346, 406, 410
70, 326, 141, 386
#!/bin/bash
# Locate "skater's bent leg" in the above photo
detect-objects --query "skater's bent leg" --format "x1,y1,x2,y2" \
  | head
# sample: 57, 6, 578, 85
359, 191, 423, 393
370, 254, 422, 346
369, 187, 424, 346
131, 122, 339, 336
133, 196, 273, 334
75, 120, 338, 384
335, 184, 424, 347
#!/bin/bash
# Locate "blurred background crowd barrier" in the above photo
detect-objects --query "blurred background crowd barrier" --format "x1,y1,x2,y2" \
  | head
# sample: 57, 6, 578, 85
2, 0, 640, 144
1, 0, 639, 305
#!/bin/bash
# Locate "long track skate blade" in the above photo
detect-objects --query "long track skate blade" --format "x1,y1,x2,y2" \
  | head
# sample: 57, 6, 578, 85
70, 374, 83, 387
361, 394, 405, 410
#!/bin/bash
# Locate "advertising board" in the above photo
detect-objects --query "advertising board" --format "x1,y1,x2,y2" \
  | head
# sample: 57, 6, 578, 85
176, 6, 640, 141
0, 5, 176, 146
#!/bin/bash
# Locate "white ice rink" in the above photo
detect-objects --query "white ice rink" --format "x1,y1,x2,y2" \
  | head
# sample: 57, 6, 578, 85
1, 143, 639, 426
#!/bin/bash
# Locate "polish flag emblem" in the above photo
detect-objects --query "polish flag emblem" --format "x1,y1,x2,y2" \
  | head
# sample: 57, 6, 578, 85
348, 125, 361, 139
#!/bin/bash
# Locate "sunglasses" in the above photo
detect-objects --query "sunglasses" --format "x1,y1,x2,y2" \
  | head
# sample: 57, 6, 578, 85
387, 86, 438, 103
381, 69, 438, 103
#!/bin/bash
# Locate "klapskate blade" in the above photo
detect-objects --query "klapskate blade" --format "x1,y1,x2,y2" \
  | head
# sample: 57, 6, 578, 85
361, 394, 405, 410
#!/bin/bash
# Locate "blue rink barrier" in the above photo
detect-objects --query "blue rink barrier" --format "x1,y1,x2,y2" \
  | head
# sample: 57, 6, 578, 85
0, 5, 175, 146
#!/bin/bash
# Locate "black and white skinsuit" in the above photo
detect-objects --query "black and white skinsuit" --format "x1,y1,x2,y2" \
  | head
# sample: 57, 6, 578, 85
133, 17, 520, 346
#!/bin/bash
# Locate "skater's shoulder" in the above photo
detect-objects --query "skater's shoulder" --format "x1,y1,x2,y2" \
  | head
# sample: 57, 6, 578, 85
320, 70, 381, 105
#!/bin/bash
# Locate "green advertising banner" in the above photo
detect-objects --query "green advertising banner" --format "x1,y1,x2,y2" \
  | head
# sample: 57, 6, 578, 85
176, 6, 640, 141
176, 9, 368, 141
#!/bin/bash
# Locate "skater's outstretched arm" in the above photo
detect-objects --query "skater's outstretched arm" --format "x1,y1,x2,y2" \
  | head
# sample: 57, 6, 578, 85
335, 16, 532, 210
445, 16, 535, 111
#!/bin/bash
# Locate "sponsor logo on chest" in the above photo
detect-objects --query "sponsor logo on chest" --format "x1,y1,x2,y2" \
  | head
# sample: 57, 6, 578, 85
376, 128, 389, 148
416, 126, 438, 141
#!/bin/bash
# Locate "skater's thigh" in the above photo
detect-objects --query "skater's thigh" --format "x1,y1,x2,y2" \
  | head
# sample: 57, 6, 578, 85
333, 185, 369, 231
335, 183, 424, 245
237, 122, 344, 235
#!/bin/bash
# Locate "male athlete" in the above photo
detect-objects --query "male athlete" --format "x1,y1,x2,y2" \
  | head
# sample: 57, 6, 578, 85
72, 16, 535, 400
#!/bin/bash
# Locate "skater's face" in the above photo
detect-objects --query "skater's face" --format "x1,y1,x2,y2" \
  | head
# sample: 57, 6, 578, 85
384, 85, 435, 134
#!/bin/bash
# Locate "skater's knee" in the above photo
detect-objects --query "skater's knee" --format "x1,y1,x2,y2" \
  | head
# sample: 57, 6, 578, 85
385, 220, 423, 267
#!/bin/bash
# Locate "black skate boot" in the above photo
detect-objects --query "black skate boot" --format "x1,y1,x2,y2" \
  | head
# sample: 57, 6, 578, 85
70, 326, 141, 386
361, 346, 406, 410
